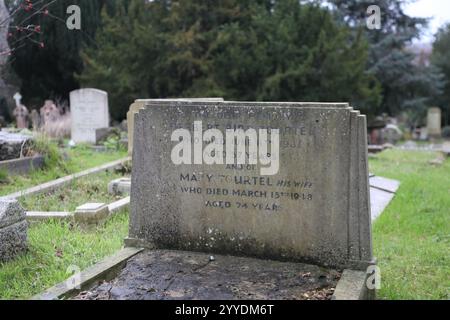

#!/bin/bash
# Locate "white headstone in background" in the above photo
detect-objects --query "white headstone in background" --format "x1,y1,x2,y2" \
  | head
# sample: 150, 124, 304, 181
70, 89, 109, 143
427, 107, 442, 138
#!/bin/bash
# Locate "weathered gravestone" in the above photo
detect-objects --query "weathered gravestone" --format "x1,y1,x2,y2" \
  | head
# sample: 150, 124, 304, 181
127, 101, 374, 270
13, 105, 29, 129
30, 109, 41, 130
427, 107, 442, 138
0, 200, 28, 263
382, 124, 403, 145
40, 100, 60, 126
70, 89, 109, 143
127, 98, 224, 155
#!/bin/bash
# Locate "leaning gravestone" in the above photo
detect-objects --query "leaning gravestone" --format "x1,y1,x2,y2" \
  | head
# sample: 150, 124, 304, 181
70, 89, 109, 144
126, 98, 224, 155
427, 107, 442, 139
128, 101, 374, 270
0, 200, 28, 263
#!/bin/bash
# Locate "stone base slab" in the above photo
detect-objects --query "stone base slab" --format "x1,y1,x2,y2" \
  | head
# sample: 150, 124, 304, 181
332, 269, 375, 300
108, 178, 131, 196
75, 250, 341, 300
74, 203, 109, 226
26, 212, 73, 222
0, 155, 45, 176
34, 249, 375, 300
32, 247, 143, 300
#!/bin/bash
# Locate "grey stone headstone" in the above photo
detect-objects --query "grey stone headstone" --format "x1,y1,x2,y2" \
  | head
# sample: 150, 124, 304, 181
129, 101, 374, 270
0, 200, 28, 263
427, 107, 442, 138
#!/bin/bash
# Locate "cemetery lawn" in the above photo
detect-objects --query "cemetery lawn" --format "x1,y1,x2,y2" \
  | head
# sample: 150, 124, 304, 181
370, 149, 450, 300
0, 209, 129, 299
0, 144, 127, 197
18, 170, 124, 212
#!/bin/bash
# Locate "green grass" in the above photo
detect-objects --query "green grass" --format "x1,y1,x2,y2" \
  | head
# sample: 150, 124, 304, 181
19, 171, 124, 212
370, 149, 450, 300
0, 139, 128, 299
0, 210, 129, 300
0, 166, 128, 300
0, 143, 127, 197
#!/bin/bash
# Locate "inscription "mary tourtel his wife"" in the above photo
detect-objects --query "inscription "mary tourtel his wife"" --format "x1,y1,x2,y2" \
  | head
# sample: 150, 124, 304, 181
171, 121, 280, 176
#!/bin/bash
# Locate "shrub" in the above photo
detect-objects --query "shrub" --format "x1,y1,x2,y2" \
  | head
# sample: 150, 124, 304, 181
102, 128, 126, 152
29, 135, 67, 172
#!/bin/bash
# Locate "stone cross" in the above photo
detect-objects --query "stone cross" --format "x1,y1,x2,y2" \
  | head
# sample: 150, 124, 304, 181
13, 92, 22, 107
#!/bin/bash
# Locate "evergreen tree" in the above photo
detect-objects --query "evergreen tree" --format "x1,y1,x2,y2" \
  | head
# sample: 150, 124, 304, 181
7, 0, 104, 107
257, 1, 380, 111
78, 0, 166, 120
431, 24, 450, 126
329, 0, 443, 117
80, 0, 381, 120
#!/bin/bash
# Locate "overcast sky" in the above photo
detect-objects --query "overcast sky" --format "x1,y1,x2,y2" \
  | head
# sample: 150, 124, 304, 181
404, 0, 450, 41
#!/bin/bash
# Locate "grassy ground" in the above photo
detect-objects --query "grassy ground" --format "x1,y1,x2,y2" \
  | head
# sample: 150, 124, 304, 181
370, 149, 450, 300
0, 210, 129, 299
0, 143, 127, 197
0, 139, 129, 299
19, 171, 124, 212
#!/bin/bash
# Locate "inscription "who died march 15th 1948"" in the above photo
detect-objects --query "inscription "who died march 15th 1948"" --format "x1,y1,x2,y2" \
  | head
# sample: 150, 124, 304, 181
177, 172, 314, 212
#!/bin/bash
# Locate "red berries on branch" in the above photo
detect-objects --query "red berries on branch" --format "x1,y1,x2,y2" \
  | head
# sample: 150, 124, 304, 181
3, 0, 57, 56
